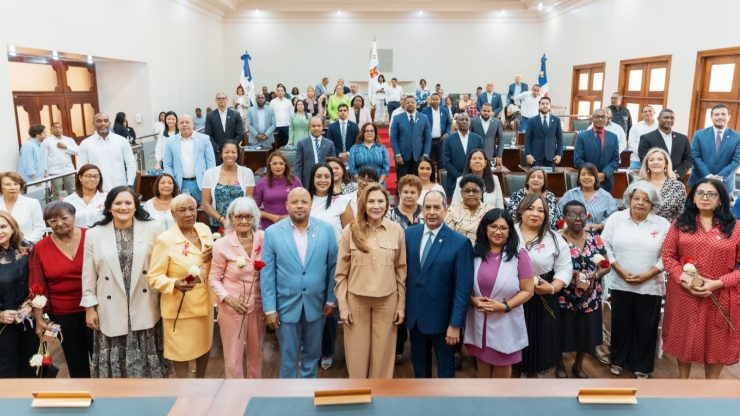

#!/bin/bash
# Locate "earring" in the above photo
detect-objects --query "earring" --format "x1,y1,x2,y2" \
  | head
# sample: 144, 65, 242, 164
647, 169, 651, 173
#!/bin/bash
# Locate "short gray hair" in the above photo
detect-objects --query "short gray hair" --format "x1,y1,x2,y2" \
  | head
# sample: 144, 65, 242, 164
170, 193, 197, 212
422, 190, 448, 208
623, 180, 662, 211
224, 197, 260, 233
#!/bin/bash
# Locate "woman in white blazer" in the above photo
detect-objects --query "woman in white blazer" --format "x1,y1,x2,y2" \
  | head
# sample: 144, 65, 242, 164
464, 209, 534, 378
0, 172, 45, 243
81, 186, 169, 378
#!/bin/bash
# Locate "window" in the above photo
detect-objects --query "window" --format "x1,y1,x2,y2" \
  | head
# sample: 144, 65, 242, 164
689, 47, 740, 133
570, 62, 605, 130
617, 55, 671, 127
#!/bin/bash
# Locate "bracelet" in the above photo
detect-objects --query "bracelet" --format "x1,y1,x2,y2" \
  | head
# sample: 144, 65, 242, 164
503, 300, 511, 313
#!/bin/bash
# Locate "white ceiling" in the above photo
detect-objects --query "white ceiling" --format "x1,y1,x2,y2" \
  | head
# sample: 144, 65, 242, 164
187, 0, 594, 22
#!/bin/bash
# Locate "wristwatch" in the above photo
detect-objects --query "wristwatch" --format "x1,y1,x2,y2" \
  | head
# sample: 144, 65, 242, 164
503, 300, 511, 313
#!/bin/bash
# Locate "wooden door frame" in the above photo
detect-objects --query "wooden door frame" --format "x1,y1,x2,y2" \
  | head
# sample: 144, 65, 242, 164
617, 55, 672, 119
570, 62, 606, 129
688, 46, 740, 134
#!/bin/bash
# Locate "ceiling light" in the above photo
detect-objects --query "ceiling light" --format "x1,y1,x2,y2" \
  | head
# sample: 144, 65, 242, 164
337, 10, 341, 16
418, 10, 423, 16
52, 50, 59, 60
86, 55, 94, 64
500, 10, 506, 16
8, 45, 16, 57
538, 3, 543, 11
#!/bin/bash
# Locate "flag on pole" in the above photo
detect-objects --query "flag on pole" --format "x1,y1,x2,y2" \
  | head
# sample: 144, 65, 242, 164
368, 38, 379, 101
538, 54, 549, 96
240, 51, 256, 106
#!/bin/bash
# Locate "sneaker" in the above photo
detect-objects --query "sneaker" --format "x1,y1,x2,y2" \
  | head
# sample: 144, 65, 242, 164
634, 372, 649, 379
320, 356, 333, 370
610, 365, 622, 376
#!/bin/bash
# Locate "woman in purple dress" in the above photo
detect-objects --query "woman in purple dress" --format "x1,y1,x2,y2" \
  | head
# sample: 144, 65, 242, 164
253, 151, 302, 229
464, 209, 535, 378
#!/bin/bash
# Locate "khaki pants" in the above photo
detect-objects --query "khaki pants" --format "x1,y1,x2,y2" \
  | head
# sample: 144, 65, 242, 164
343, 292, 398, 379
50, 175, 75, 198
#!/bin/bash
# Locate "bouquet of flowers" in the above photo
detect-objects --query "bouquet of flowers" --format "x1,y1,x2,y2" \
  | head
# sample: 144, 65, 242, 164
0, 284, 46, 335
28, 340, 57, 378
173, 266, 202, 332
682, 257, 735, 331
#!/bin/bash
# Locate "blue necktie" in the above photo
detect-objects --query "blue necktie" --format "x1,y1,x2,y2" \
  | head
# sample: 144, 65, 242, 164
409, 115, 415, 129
716, 130, 722, 154
314, 139, 321, 157
420, 231, 434, 266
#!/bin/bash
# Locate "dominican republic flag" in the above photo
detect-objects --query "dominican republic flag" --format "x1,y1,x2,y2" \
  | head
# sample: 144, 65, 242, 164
240, 51, 256, 106
538, 54, 549, 96
368, 39, 380, 98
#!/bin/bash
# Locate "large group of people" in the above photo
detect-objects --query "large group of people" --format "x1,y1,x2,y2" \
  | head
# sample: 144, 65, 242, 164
2, 72, 740, 385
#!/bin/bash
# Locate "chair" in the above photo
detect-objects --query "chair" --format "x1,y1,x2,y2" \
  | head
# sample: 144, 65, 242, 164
504, 174, 527, 198
546, 170, 568, 198
565, 170, 579, 190
502, 131, 517, 147
611, 171, 630, 199
572, 118, 591, 132
562, 132, 576, 147
280, 147, 297, 168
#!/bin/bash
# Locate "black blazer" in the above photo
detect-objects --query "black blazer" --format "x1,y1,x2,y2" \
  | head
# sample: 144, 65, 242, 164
326, 120, 359, 155
524, 114, 563, 162
204, 108, 245, 150
638, 129, 692, 177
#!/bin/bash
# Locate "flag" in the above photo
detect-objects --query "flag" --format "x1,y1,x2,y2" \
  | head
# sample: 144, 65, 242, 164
240, 51, 256, 106
368, 39, 379, 100
538, 54, 549, 96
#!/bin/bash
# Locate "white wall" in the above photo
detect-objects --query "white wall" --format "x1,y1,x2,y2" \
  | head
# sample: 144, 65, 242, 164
0, 0, 224, 171
542, 0, 740, 132
221, 20, 545, 96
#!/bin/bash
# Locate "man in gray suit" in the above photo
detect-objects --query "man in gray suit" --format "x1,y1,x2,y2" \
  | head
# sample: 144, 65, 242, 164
295, 117, 336, 187
470, 103, 505, 168
247, 93, 276, 148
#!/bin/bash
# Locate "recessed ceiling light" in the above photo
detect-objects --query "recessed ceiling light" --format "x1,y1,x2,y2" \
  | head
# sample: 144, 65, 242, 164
418, 10, 423, 15
337, 10, 341, 16
52, 50, 59, 60
8, 45, 16, 57
500, 9, 506, 16
538, 2, 543, 11
87, 55, 94, 64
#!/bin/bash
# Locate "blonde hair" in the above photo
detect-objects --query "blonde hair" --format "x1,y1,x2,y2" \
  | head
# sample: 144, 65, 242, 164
0, 210, 24, 249
639, 147, 676, 180
350, 183, 390, 253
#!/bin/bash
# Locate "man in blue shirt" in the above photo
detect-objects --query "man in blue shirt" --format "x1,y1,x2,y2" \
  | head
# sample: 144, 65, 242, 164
193, 108, 206, 131
18, 124, 48, 182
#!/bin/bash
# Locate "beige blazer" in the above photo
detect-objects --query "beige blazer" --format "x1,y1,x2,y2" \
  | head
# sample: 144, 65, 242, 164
80, 219, 165, 337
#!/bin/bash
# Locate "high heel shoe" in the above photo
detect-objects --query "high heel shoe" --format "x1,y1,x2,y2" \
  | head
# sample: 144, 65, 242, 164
572, 364, 588, 379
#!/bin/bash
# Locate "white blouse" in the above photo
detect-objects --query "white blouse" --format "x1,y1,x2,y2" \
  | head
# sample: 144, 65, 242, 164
601, 210, 670, 296
142, 199, 175, 230
311, 194, 351, 241
515, 224, 573, 285
0, 195, 45, 243
451, 175, 504, 209
64, 192, 107, 228
418, 183, 446, 206
201, 165, 256, 207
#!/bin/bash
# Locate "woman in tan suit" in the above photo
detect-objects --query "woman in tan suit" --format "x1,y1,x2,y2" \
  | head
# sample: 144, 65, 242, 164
148, 194, 214, 378
335, 183, 407, 378
82, 186, 169, 378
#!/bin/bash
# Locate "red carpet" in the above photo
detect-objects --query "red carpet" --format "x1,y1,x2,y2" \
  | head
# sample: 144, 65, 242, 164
378, 127, 397, 194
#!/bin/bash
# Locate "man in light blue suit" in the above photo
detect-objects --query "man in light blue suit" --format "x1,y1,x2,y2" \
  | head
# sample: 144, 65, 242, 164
163, 114, 216, 205
442, 113, 484, 195
246, 93, 276, 147
574, 109, 620, 192
688, 104, 740, 195
405, 191, 473, 378
475, 82, 503, 117
261, 187, 338, 378
390, 96, 432, 179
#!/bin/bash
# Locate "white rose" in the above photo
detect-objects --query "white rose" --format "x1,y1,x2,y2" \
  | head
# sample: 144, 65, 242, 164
592, 254, 605, 264
188, 266, 201, 277
683, 263, 697, 274
28, 354, 43, 367
212, 232, 222, 240
31, 295, 47, 309
236, 257, 247, 268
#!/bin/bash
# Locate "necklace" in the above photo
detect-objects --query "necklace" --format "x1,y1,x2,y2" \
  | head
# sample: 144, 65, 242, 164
237, 233, 253, 241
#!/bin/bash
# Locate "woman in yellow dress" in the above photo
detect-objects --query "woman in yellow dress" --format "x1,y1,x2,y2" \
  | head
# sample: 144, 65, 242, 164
148, 194, 214, 378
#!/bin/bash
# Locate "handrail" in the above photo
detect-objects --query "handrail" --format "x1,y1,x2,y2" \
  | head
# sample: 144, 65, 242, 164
24, 170, 77, 187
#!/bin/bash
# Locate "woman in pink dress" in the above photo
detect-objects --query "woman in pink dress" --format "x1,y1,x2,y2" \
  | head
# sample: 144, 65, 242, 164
464, 209, 535, 378
662, 178, 740, 379
209, 197, 266, 378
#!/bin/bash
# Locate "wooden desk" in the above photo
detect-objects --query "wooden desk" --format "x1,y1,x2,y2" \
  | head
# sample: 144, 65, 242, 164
502, 147, 524, 172
241, 148, 271, 172
611, 171, 630, 199
619, 151, 631, 168
135, 171, 159, 201
561, 148, 575, 168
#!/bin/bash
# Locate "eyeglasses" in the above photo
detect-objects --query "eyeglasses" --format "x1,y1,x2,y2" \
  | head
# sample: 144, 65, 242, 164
565, 213, 588, 220
696, 191, 719, 200
47, 215, 71, 225
82, 174, 100, 180
216, 97, 227, 100
487, 225, 509, 233
462, 188, 482, 194
233, 214, 254, 222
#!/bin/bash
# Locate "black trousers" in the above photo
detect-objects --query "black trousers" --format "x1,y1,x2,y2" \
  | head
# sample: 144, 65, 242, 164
0, 322, 40, 378
431, 138, 443, 169
321, 310, 337, 357
409, 326, 455, 378
395, 159, 420, 184
387, 101, 401, 118
275, 126, 289, 148
609, 289, 662, 374
395, 322, 408, 356
49, 312, 94, 378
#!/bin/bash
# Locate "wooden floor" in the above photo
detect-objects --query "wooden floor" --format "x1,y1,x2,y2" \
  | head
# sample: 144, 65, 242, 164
49, 308, 740, 380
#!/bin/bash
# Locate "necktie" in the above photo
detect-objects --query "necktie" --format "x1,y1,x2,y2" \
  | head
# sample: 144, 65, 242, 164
420, 231, 434, 266
544, 115, 549, 128
341, 122, 347, 143
314, 139, 321, 157
595, 128, 604, 150
716, 130, 722, 154
409, 115, 415, 129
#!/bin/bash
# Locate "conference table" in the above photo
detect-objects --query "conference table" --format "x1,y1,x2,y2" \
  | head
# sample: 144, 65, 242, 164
2, 378, 738, 415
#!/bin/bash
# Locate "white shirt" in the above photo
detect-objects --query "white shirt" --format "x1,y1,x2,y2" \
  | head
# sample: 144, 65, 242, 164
628, 120, 658, 163
0, 195, 45, 243
451, 175, 504, 209
418, 184, 446, 206
659, 129, 673, 154
269, 97, 293, 127
292, 220, 310, 264
64, 191, 107, 228
480, 117, 491, 135
513, 91, 542, 118
219, 109, 228, 132
514, 224, 573, 285
589, 122, 627, 153
77, 132, 136, 191
44, 135, 78, 174
459, 131, 470, 154
602, 210, 670, 296
201, 165, 256, 207
388, 107, 407, 138
420, 224, 441, 262
386, 85, 404, 102
713, 127, 726, 142
431, 107, 442, 138
372, 81, 387, 103
180, 136, 196, 178
311, 194, 351, 241
142, 198, 175, 230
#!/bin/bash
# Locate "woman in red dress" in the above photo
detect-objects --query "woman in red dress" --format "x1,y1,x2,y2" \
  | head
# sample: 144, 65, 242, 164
661, 178, 740, 379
